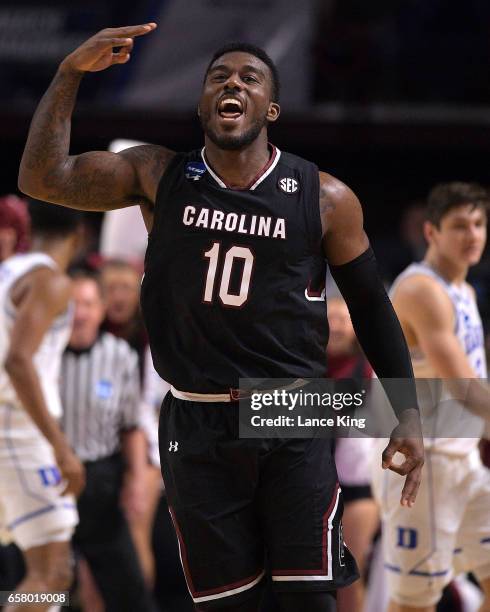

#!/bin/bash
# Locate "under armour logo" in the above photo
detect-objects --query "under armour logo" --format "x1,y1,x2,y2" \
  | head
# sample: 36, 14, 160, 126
168, 441, 179, 452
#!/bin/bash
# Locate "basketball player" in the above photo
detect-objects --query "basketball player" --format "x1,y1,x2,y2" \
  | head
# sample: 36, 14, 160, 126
372, 182, 490, 612
0, 194, 32, 594
0, 202, 85, 612
18, 24, 424, 611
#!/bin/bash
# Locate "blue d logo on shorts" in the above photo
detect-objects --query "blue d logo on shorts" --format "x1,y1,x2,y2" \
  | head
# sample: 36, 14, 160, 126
396, 526, 418, 549
96, 379, 113, 399
39, 466, 62, 487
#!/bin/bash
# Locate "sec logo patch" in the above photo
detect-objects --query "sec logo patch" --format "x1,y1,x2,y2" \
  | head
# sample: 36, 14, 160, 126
278, 177, 299, 194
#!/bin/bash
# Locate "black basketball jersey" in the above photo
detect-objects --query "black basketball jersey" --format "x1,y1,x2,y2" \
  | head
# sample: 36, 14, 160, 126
141, 145, 328, 393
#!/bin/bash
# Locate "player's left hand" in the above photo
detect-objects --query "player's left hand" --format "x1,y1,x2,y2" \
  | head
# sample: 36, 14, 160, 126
59, 23, 157, 74
383, 408, 424, 508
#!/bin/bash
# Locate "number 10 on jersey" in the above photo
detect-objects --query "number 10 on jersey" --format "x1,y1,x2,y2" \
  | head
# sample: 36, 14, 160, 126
203, 242, 254, 308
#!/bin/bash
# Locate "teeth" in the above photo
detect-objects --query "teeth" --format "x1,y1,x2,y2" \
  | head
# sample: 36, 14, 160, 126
219, 98, 243, 112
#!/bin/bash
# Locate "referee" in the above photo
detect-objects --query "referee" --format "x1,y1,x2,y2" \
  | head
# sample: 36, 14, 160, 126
60, 271, 155, 612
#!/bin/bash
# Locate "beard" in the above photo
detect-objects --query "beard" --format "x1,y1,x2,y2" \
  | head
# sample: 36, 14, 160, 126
200, 112, 268, 150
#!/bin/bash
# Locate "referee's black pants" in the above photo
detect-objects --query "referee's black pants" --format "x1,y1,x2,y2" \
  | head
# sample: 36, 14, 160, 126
72, 453, 155, 612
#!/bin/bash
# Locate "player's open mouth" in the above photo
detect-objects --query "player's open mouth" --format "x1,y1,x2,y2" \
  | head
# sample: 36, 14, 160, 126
217, 97, 244, 120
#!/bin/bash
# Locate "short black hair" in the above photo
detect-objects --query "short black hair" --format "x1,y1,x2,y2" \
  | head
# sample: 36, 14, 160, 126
204, 42, 280, 102
29, 200, 84, 238
426, 182, 490, 227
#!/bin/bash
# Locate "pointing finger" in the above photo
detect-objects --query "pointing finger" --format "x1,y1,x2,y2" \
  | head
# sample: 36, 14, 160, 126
104, 23, 157, 38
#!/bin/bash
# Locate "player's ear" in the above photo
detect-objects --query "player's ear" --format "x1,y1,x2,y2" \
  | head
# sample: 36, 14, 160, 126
267, 102, 280, 123
423, 220, 435, 244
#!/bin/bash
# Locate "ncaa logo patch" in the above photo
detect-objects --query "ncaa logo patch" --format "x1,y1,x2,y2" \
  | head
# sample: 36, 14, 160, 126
278, 177, 299, 194
185, 161, 207, 181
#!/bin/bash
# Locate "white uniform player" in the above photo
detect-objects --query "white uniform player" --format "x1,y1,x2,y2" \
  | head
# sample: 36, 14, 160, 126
372, 183, 490, 612
0, 253, 78, 550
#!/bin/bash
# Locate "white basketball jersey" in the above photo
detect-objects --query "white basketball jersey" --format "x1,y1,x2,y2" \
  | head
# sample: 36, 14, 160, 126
391, 262, 487, 455
0, 253, 73, 418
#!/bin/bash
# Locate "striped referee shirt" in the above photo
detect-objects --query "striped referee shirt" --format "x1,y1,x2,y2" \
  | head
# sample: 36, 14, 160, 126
60, 332, 142, 462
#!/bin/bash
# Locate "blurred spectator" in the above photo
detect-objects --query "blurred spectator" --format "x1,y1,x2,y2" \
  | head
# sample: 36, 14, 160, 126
375, 201, 427, 283
0, 194, 30, 260
399, 202, 427, 260
100, 259, 147, 372
60, 272, 154, 612
326, 295, 378, 612
327, 295, 373, 379
128, 346, 168, 590
99, 258, 161, 585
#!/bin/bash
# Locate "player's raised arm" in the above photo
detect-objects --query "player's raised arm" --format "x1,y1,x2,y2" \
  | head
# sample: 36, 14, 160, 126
320, 171, 424, 506
18, 24, 173, 212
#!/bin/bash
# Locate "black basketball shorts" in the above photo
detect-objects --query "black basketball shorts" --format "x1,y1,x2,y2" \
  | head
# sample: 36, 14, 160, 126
159, 392, 359, 609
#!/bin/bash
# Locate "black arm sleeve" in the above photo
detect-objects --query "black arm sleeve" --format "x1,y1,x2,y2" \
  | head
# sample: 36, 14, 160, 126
329, 247, 418, 418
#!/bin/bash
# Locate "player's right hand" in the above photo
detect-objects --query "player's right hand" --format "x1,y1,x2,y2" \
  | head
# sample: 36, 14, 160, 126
59, 23, 157, 74
54, 444, 86, 497
383, 408, 424, 508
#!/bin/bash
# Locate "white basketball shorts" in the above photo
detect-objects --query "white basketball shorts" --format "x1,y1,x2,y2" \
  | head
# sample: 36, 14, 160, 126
372, 444, 490, 607
0, 405, 78, 550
